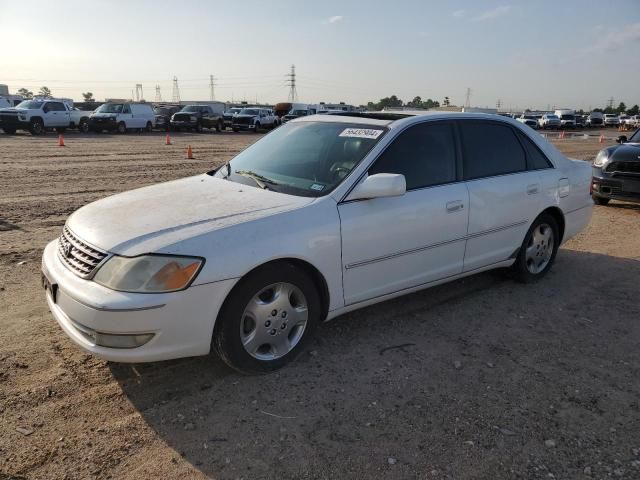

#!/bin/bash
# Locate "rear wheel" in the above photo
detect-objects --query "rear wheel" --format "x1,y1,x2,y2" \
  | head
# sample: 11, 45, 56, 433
213, 263, 321, 374
592, 196, 610, 205
512, 214, 559, 283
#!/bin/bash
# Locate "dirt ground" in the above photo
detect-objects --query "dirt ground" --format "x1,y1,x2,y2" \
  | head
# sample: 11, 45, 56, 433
0, 128, 638, 480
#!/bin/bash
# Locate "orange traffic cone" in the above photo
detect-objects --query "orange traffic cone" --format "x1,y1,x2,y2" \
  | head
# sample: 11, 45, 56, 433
165, 133, 172, 145
58, 134, 65, 147
186, 145, 193, 159
599, 134, 604, 144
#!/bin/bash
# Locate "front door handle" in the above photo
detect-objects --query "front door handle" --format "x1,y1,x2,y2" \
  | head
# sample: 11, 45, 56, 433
527, 184, 540, 195
446, 200, 464, 213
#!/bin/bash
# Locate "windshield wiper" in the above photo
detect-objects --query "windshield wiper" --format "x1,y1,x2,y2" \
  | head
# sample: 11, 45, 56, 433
234, 170, 279, 190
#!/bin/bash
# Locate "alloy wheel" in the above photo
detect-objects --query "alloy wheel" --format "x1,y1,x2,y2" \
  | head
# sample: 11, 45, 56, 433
525, 223, 554, 274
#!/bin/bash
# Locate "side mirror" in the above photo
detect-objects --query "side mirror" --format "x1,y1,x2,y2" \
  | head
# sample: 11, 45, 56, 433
346, 173, 406, 201
617, 135, 627, 144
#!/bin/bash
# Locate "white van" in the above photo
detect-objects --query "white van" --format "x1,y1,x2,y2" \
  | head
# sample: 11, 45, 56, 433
88, 102, 155, 133
554, 109, 576, 129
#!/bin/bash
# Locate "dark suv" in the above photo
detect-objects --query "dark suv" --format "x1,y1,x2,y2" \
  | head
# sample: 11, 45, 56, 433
591, 129, 640, 205
170, 105, 224, 132
154, 105, 181, 131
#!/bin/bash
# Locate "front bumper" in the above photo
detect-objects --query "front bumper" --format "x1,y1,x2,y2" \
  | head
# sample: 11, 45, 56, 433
591, 170, 640, 203
232, 123, 255, 131
41, 240, 237, 362
89, 118, 118, 131
0, 115, 29, 129
170, 120, 197, 129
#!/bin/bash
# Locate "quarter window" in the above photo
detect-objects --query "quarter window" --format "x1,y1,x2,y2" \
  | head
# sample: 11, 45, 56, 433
516, 131, 553, 170
369, 122, 457, 190
460, 122, 526, 180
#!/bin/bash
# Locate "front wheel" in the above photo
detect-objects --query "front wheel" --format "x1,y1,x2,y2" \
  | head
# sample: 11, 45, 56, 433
79, 119, 89, 133
216, 120, 223, 132
512, 214, 559, 283
145, 121, 153, 133
213, 263, 321, 374
117, 122, 127, 134
29, 118, 44, 135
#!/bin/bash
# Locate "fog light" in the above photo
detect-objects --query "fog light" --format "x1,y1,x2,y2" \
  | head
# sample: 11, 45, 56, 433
94, 332, 155, 349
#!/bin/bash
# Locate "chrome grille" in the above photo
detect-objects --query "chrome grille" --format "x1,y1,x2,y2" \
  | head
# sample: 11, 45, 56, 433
57, 226, 108, 278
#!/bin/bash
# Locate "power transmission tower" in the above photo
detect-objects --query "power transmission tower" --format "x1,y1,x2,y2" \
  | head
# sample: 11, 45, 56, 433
496, 99, 502, 111
135, 84, 143, 102
464, 88, 471, 108
286, 64, 297, 102
209, 75, 216, 101
172, 76, 181, 103
155, 85, 162, 102
607, 97, 615, 110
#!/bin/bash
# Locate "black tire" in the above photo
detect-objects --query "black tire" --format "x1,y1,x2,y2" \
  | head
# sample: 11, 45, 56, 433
216, 120, 223, 132
2, 127, 16, 134
29, 118, 44, 135
145, 121, 153, 133
117, 122, 127, 134
213, 262, 321, 374
592, 195, 610, 205
511, 213, 559, 283
233, 128, 239, 133
195, 122, 203, 133
79, 119, 89, 133
254, 122, 261, 133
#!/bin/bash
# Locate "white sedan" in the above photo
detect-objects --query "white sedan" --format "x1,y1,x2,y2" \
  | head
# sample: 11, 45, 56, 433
42, 112, 593, 374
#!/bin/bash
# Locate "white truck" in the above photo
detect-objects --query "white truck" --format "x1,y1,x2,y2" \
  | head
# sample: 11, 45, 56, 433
554, 109, 576, 129
0, 98, 93, 134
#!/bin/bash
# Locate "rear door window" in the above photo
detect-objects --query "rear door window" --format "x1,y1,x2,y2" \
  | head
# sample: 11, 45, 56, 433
516, 131, 553, 170
459, 121, 527, 180
369, 121, 457, 190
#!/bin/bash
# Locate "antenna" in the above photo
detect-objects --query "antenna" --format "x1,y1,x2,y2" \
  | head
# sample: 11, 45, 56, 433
155, 85, 162, 102
209, 75, 216, 101
286, 64, 298, 102
135, 83, 143, 102
464, 88, 471, 108
172, 76, 181, 103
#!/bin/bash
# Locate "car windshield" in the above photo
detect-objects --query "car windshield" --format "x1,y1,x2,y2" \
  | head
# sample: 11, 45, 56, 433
239, 109, 260, 115
629, 129, 640, 143
213, 121, 387, 197
16, 100, 44, 109
291, 110, 308, 115
547, 115, 558, 119
523, 115, 535, 120
154, 108, 170, 115
227, 108, 242, 114
181, 106, 202, 112
96, 103, 124, 113
560, 114, 574, 120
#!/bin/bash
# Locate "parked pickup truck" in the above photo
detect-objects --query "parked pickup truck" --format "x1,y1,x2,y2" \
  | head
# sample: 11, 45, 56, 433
232, 107, 279, 132
170, 104, 225, 132
0, 99, 92, 134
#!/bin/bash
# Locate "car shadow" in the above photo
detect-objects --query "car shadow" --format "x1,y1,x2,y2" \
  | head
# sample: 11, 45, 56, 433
605, 201, 640, 211
109, 250, 640, 479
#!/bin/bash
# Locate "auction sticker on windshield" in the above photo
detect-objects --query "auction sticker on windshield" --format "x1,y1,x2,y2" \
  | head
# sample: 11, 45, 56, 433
339, 128, 384, 139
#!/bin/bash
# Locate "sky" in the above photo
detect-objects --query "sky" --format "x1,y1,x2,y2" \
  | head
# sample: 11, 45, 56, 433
1, 0, 639, 111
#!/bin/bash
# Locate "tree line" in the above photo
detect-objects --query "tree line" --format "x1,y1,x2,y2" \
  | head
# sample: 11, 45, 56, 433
365, 95, 442, 111
16, 87, 94, 102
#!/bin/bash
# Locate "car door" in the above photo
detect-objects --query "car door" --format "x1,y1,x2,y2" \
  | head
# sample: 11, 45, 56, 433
43, 102, 62, 127
459, 120, 544, 272
338, 121, 469, 305
121, 104, 134, 128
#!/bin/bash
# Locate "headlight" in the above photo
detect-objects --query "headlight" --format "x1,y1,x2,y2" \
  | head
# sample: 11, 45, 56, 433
94, 255, 203, 293
190, 116, 197, 121
593, 150, 609, 167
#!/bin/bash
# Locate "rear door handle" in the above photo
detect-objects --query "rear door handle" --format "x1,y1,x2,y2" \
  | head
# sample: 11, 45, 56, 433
527, 184, 540, 195
446, 200, 464, 213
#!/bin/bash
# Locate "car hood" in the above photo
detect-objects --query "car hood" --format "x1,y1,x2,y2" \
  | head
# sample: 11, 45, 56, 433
233, 114, 257, 120
91, 113, 118, 118
67, 174, 314, 256
0, 108, 28, 113
608, 143, 640, 162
